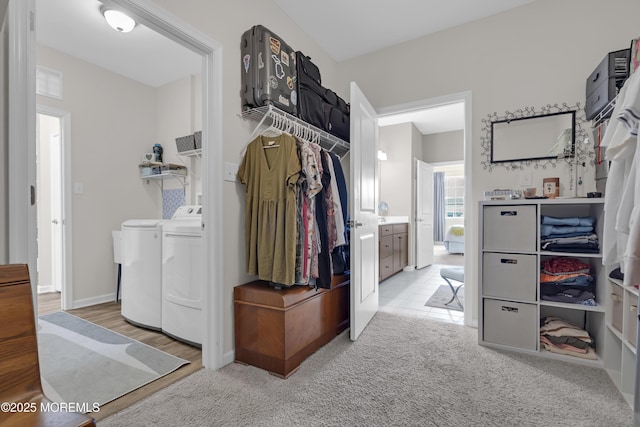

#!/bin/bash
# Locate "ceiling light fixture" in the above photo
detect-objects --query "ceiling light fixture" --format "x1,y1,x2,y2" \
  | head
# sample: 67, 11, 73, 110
102, 8, 136, 33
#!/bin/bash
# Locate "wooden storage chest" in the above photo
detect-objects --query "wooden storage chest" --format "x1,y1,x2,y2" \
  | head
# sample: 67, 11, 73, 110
234, 274, 349, 378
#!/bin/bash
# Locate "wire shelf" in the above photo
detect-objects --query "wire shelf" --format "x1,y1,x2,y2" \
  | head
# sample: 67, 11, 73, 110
240, 105, 350, 158
591, 97, 616, 127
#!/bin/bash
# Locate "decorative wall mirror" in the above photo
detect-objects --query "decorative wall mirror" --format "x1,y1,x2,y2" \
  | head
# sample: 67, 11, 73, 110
491, 110, 576, 163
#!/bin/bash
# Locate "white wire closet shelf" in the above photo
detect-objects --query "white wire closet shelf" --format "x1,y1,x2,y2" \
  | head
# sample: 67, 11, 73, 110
591, 97, 616, 127
240, 105, 350, 158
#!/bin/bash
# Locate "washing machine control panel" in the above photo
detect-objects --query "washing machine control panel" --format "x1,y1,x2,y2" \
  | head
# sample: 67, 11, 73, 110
171, 205, 202, 219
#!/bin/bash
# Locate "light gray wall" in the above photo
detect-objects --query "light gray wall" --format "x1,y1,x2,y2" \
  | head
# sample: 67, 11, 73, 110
423, 130, 463, 164
156, 75, 202, 205
379, 123, 413, 217
36, 45, 159, 303
336, 0, 640, 324
0, 1, 7, 22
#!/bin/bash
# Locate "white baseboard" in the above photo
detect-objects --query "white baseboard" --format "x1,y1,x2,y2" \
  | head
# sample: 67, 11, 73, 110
38, 285, 55, 294
223, 350, 235, 366
71, 293, 116, 309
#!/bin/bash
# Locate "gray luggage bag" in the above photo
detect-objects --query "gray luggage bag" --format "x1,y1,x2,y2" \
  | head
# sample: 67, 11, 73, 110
240, 25, 297, 115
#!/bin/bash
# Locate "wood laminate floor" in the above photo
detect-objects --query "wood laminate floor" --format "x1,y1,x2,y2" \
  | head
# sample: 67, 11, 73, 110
37, 292, 203, 421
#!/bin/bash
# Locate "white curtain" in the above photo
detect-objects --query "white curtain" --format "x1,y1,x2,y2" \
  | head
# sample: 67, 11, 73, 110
433, 172, 445, 241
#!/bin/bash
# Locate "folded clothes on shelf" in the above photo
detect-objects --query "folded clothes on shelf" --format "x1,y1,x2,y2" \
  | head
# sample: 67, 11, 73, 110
540, 225, 594, 237
609, 267, 624, 281
540, 316, 597, 360
541, 215, 596, 227
541, 257, 591, 275
539, 216, 599, 253
540, 257, 596, 305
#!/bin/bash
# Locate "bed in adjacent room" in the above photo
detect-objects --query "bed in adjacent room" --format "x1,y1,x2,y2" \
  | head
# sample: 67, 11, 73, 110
443, 225, 464, 254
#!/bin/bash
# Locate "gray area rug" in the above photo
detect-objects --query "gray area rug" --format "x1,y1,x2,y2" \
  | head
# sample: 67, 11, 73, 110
38, 311, 189, 408
425, 284, 464, 311
101, 312, 631, 426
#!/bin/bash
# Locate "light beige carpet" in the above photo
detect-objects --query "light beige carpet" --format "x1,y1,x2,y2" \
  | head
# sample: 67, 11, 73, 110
101, 312, 632, 426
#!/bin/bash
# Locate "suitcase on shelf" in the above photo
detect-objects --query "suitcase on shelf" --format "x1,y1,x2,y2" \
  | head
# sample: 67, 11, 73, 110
295, 51, 350, 142
241, 25, 297, 115
585, 48, 629, 120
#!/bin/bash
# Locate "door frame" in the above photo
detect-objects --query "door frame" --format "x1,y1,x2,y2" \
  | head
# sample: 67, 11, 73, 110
9, 0, 226, 369
36, 105, 73, 309
377, 91, 473, 327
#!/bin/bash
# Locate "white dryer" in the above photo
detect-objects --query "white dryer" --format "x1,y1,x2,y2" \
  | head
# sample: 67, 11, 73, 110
161, 205, 203, 346
121, 219, 166, 330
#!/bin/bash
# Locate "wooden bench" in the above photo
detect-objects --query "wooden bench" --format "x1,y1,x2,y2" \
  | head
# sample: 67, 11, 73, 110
0, 264, 95, 427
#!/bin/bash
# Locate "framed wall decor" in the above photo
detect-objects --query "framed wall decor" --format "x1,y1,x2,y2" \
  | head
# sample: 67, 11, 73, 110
543, 177, 560, 198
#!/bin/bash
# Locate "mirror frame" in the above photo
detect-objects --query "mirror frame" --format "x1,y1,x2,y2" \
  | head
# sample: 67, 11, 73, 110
490, 110, 576, 164
480, 102, 590, 172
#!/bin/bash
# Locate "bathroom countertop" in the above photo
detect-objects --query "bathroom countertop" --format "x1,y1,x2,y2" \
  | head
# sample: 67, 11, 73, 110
378, 216, 409, 225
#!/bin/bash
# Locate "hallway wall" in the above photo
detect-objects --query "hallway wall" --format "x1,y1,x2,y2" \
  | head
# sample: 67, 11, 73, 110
336, 0, 640, 324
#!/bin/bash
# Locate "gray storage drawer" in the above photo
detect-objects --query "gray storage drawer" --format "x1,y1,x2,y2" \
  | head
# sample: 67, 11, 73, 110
483, 205, 536, 252
483, 252, 537, 301
483, 298, 537, 350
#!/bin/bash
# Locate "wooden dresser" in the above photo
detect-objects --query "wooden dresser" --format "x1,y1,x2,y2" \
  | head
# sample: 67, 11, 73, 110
234, 274, 349, 378
379, 223, 408, 281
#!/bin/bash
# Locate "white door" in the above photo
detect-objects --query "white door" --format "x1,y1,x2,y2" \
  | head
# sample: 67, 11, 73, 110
36, 106, 72, 307
49, 130, 63, 292
415, 160, 434, 269
349, 82, 379, 341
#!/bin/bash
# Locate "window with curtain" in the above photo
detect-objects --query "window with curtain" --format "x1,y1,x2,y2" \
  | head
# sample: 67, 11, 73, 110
433, 172, 445, 242
444, 172, 464, 218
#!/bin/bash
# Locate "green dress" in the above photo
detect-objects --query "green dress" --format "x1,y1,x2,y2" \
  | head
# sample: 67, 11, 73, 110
238, 134, 301, 286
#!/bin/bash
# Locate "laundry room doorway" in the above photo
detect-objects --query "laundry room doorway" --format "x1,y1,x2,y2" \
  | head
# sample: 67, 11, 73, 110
9, 0, 225, 369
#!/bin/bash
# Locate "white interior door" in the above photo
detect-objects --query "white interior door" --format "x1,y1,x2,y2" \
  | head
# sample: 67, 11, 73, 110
349, 82, 379, 341
415, 159, 434, 269
49, 130, 63, 292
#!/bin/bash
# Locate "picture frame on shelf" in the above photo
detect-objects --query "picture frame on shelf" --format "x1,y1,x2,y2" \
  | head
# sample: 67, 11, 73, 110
543, 177, 560, 199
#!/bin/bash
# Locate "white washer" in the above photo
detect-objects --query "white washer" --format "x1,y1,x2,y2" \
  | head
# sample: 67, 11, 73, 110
162, 205, 203, 346
121, 219, 166, 330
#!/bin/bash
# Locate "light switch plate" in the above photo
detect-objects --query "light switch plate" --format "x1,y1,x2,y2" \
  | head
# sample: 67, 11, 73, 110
224, 162, 239, 182
520, 172, 533, 187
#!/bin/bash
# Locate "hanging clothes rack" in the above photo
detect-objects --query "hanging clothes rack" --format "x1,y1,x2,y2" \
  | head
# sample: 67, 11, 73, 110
240, 105, 350, 158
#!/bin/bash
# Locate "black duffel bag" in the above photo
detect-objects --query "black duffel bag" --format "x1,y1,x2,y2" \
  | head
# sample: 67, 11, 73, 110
296, 51, 350, 142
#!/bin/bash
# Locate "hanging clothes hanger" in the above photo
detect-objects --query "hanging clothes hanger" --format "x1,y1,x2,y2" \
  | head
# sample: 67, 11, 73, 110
262, 112, 284, 138
240, 107, 281, 157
